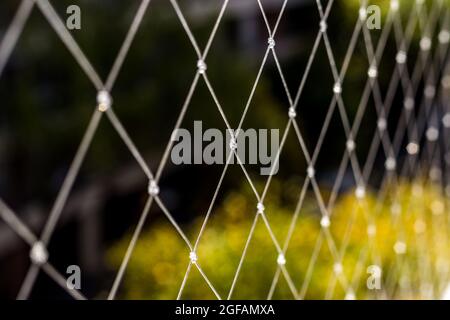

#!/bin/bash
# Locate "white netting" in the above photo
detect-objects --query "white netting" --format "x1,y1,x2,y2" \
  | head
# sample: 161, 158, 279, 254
1, 0, 450, 300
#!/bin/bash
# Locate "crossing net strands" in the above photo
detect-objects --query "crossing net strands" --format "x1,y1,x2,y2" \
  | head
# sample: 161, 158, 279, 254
1, 0, 450, 300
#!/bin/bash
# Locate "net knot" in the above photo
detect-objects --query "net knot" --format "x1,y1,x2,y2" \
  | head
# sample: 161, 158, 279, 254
30, 241, 48, 266
320, 215, 330, 228
333, 262, 343, 275
377, 118, 387, 131
333, 82, 342, 95
97, 90, 112, 112
355, 185, 366, 199
439, 30, 450, 44
229, 137, 238, 151
403, 97, 414, 110
345, 290, 356, 300
368, 66, 378, 79
257, 202, 265, 214
420, 37, 431, 51
442, 113, 450, 128
277, 254, 286, 266
189, 251, 198, 263
319, 20, 327, 33
396, 51, 407, 64
367, 224, 377, 237
385, 157, 396, 171
148, 180, 160, 196
406, 142, 419, 155
394, 241, 407, 255
390, 0, 399, 12
288, 107, 297, 119
426, 127, 439, 142
197, 59, 207, 74
307, 166, 315, 179
359, 7, 367, 21
346, 139, 356, 152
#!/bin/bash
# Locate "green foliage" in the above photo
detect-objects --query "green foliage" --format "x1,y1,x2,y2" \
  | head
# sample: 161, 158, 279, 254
107, 180, 450, 299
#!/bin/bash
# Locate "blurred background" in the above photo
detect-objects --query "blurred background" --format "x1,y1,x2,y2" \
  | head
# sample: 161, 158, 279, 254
1, 0, 449, 299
